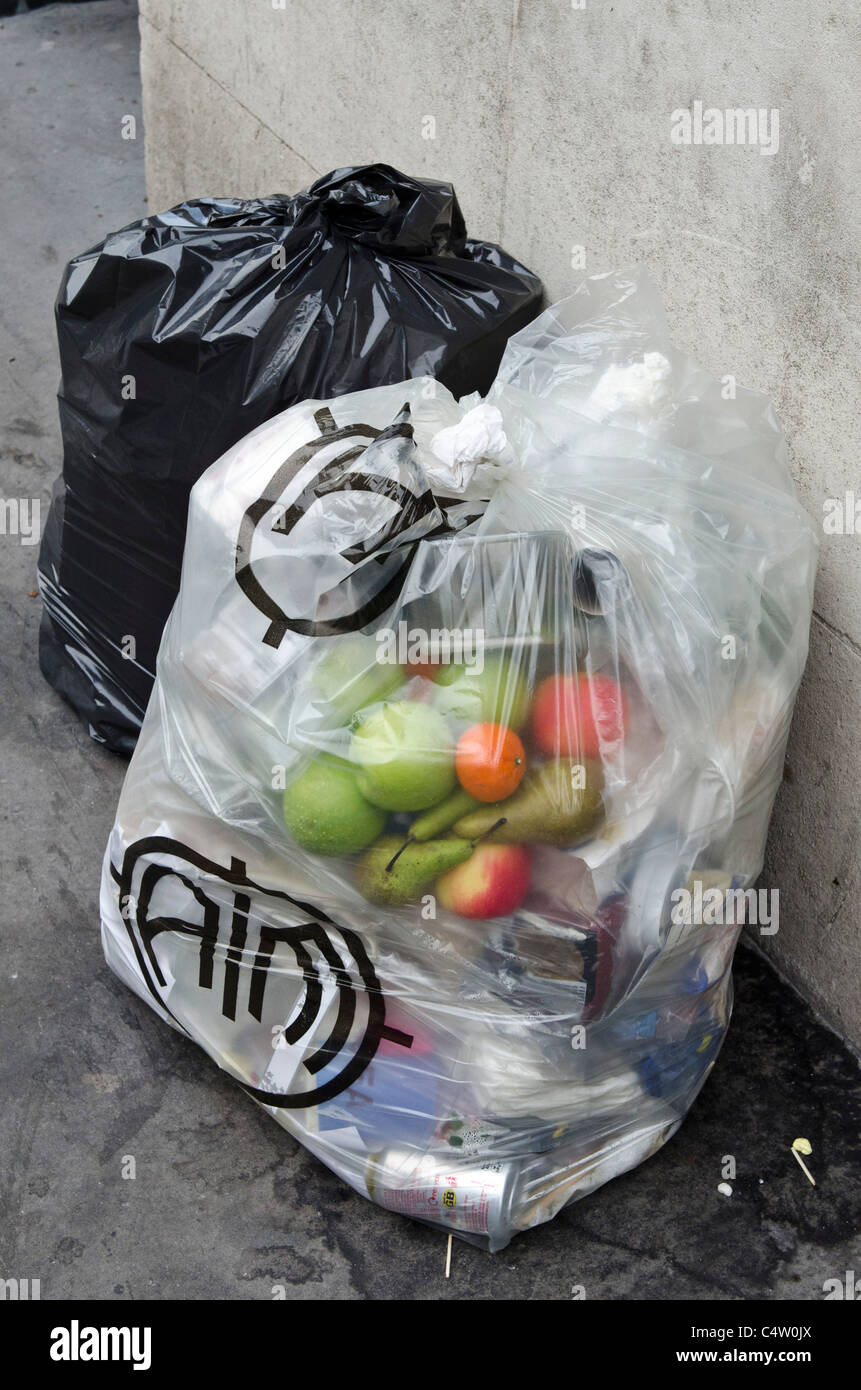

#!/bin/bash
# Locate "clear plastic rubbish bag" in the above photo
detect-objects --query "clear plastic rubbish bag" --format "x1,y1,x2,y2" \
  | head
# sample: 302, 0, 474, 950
101, 270, 817, 1249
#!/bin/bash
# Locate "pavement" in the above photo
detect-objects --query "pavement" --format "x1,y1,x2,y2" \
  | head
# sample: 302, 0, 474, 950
0, 1, 859, 1302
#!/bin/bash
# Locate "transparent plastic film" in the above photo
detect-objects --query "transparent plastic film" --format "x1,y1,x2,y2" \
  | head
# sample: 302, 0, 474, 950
100, 271, 817, 1250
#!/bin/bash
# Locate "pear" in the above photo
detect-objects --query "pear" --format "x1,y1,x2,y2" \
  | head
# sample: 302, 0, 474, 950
410, 787, 482, 841
453, 757, 604, 847
309, 634, 405, 726
357, 834, 473, 907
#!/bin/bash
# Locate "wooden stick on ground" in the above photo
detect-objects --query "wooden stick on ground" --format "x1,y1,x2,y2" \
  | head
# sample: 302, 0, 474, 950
791, 1138, 816, 1187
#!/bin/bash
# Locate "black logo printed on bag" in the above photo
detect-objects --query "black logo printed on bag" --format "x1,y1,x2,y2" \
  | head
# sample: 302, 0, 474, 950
112, 837, 412, 1106
234, 405, 443, 647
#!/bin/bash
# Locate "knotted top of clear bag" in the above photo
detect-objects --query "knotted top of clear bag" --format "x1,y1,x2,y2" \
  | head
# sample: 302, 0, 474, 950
414, 267, 795, 498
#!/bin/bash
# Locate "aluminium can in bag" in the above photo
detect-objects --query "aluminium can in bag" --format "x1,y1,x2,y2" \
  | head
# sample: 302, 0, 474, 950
99, 270, 817, 1250
366, 1149, 522, 1243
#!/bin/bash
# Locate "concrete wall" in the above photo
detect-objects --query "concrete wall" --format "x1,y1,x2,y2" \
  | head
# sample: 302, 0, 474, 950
138, 0, 861, 1046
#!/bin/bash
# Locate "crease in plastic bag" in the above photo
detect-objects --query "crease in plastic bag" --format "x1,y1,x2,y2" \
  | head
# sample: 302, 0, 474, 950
101, 270, 817, 1249
38, 164, 542, 752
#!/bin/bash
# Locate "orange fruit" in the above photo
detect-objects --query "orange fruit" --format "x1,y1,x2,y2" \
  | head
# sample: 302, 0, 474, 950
455, 722, 526, 802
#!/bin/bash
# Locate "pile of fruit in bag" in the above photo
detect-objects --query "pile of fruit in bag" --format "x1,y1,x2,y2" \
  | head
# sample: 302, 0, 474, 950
101, 270, 817, 1249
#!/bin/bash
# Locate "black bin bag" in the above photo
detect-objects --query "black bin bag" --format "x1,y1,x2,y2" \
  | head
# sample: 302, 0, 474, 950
37, 164, 542, 753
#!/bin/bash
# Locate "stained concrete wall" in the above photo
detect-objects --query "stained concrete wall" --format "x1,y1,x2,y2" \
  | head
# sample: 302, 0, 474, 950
138, 0, 861, 1046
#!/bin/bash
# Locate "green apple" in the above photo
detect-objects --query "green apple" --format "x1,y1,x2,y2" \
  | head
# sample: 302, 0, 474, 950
433, 654, 531, 730
349, 701, 456, 812
283, 758, 387, 855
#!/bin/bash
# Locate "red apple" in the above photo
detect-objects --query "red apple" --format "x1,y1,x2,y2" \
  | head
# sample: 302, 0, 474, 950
436, 843, 531, 919
531, 673, 628, 760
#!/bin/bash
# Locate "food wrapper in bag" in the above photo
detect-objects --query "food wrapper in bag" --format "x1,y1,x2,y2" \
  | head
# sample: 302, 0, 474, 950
100, 270, 817, 1250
